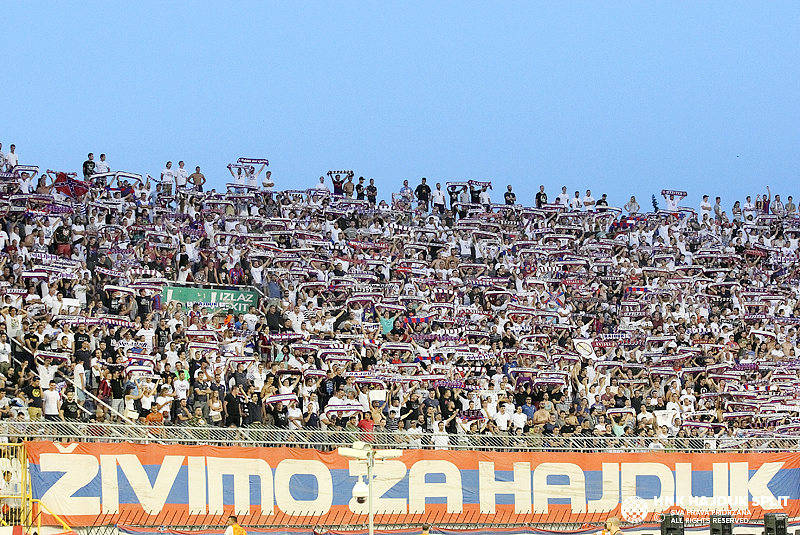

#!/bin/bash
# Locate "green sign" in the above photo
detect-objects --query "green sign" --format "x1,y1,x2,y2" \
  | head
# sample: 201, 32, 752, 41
162, 286, 258, 314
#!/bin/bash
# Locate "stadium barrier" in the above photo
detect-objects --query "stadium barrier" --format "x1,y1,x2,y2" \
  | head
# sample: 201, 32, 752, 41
0, 444, 27, 528
23, 441, 800, 530
4, 422, 799, 452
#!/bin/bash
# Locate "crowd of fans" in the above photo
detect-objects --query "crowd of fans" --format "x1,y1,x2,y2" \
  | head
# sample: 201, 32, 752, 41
0, 142, 800, 451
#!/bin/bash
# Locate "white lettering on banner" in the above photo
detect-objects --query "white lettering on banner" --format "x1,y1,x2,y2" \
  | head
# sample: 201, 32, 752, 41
117, 455, 183, 514
188, 456, 206, 515
39, 454, 100, 515
621, 463, 674, 513
731, 462, 784, 510
207, 457, 274, 516
348, 460, 406, 514
533, 463, 585, 513
274, 460, 332, 515
479, 462, 531, 514
101, 455, 120, 513
587, 463, 619, 513
408, 460, 463, 514
33, 452, 790, 518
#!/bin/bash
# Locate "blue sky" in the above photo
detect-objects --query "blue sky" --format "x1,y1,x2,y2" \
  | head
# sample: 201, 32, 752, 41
3, 2, 799, 212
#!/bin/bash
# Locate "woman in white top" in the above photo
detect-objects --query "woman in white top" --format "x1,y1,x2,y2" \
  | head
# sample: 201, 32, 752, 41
124, 384, 143, 421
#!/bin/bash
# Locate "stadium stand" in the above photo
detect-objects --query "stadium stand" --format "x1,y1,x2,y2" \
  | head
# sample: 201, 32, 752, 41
1, 146, 800, 453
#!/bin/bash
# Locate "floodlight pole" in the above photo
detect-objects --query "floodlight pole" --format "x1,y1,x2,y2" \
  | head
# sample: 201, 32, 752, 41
367, 447, 375, 535
339, 442, 403, 535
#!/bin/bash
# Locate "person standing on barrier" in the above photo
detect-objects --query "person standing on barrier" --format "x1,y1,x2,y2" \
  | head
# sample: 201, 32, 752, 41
225, 516, 247, 535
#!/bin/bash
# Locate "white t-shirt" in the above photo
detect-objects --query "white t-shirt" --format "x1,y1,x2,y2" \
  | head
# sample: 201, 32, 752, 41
288, 406, 304, 430
174, 378, 190, 400
5, 151, 18, 169
665, 196, 679, 211
43, 389, 60, 415
175, 168, 189, 187
161, 168, 175, 184
95, 160, 110, 173
73, 362, 86, 390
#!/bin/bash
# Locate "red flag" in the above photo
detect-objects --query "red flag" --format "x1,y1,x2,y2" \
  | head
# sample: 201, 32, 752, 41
53, 172, 90, 198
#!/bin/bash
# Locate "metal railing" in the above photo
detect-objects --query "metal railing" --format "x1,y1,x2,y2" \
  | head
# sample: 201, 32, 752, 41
4, 421, 799, 452
0, 443, 29, 528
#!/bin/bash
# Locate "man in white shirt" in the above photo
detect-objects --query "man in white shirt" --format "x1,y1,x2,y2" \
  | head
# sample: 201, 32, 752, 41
5, 144, 18, 170
246, 164, 266, 188
287, 399, 304, 430
42, 381, 61, 420
96, 153, 110, 174
18, 171, 34, 193
175, 161, 189, 190
742, 196, 755, 219
556, 186, 570, 206
432, 420, 450, 450
314, 176, 330, 192
38, 357, 61, 386
160, 162, 175, 193
663, 191, 684, 211
174, 375, 191, 401
493, 403, 511, 431
582, 189, 595, 211
242, 306, 260, 331
479, 186, 491, 206
73, 360, 86, 403
700, 195, 713, 219
431, 183, 447, 214
510, 405, 528, 431
569, 191, 582, 211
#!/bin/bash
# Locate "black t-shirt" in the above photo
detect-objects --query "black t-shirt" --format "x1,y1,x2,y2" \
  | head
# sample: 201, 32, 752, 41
470, 187, 481, 204
355, 184, 365, 200
415, 184, 431, 202
535, 191, 546, 207
193, 381, 209, 403
109, 295, 121, 315
366, 185, 377, 201
224, 393, 240, 417
75, 349, 92, 369
24, 385, 43, 408
404, 400, 421, 421
24, 332, 39, 351
273, 406, 289, 428
83, 159, 96, 179
62, 399, 80, 419
111, 377, 125, 399
136, 295, 151, 316
74, 332, 91, 350
505, 191, 516, 205
155, 327, 171, 348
